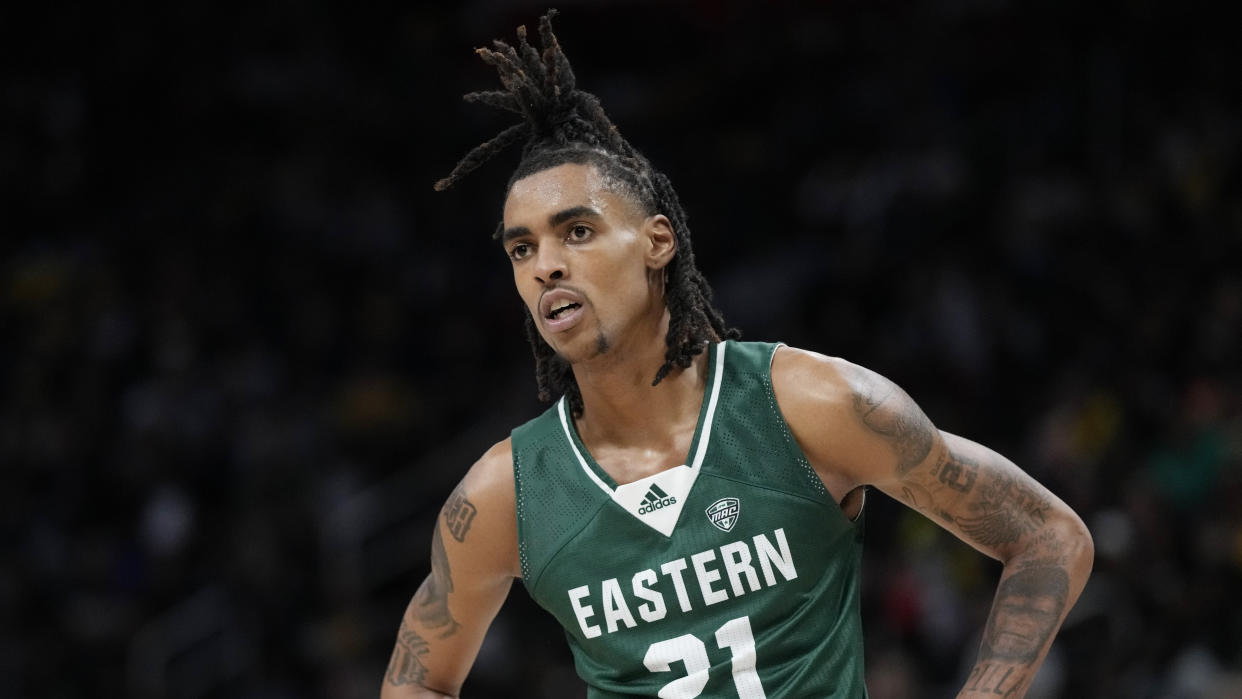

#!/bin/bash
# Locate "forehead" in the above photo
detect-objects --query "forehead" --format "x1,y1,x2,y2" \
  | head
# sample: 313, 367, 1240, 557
503, 163, 634, 225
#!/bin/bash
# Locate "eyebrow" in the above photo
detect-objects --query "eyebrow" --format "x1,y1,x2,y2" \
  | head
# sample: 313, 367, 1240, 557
500, 205, 603, 244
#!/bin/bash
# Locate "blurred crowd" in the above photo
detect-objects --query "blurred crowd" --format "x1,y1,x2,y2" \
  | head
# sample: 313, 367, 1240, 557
3, 1, 1240, 697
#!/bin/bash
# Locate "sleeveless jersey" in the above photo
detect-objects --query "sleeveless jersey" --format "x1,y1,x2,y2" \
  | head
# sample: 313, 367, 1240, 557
511, 340, 867, 698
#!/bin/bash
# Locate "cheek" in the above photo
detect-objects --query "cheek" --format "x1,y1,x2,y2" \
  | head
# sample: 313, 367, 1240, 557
602, 261, 656, 313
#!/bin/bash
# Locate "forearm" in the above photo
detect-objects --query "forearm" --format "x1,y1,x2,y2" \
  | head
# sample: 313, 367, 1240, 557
381, 685, 455, 699
380, 618, 460, 699
380, 459, 520, 699
957, 516, 1093, 698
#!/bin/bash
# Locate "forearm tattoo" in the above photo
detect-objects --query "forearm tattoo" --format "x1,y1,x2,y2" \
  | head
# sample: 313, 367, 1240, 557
964, 662, 1028, 697
385, 627, 431, 686
383, 486, 480, 688
980, 566, 1070, 663
848, 368, 1077, 695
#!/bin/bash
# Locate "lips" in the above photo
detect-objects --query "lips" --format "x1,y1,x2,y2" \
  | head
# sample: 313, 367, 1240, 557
539, 287, 586, 333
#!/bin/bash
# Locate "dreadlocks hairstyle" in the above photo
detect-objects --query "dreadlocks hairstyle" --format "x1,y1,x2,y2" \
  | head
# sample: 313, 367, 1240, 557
436, 10, 739, 417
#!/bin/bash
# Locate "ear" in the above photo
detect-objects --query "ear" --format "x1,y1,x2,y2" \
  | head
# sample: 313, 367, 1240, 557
643, 214, 677, 270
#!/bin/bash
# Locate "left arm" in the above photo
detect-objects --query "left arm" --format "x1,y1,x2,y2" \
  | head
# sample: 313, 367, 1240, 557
910, 433, 1092, 697
772, 347, 1094, 698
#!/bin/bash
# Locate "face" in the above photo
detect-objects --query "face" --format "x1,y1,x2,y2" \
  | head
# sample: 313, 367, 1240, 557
983, 591, 1060, 659
501, 163, 675, 364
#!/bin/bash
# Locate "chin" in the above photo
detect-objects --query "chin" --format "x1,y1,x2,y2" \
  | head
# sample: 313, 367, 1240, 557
549, 331, 610, 365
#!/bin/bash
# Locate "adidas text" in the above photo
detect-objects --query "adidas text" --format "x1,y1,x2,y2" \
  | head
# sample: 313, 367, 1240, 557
638, 496, 677, 514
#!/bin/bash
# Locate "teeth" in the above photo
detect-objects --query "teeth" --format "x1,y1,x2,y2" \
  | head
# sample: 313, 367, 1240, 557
549, 302, 578, 319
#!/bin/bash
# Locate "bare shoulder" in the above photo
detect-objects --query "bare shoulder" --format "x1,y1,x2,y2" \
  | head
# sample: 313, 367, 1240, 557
461, 438, 516, 504
769, 345, 890, 432
770, 345, 940, 488
770, 345, 860, 407
444, 438, 519, 578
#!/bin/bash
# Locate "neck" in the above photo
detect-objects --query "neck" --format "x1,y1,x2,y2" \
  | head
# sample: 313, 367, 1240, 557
570, 310, 710, 451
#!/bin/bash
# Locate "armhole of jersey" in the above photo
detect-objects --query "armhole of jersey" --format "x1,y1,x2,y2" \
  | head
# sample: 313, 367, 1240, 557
510, 421, 611, 593
845, 485, 867, 524
511, 445, 530, 581
762, 342, 863, 528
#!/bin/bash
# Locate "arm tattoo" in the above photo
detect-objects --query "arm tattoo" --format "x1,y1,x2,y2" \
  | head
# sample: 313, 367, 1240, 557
1015, 528, 1069, 569
931, 451, 978, 493
964, 663, 1029, 697
385, 516, 468, 688
900, 480, 954, 524
414, 523, 461, 638
979, 566, 1069, 663
385, 627, 431, 686
852, 375, 934, 475
442, 484, 477, 542
957, 473, 1051, 548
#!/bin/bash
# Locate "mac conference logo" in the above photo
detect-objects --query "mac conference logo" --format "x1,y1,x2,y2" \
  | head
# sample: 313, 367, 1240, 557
705, 497, 740, 532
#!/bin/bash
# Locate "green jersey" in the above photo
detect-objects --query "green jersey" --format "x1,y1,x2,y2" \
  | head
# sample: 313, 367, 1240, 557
511, 340, 867, 698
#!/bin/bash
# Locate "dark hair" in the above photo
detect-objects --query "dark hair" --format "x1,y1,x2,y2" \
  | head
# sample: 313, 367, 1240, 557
436, 10, 739, 416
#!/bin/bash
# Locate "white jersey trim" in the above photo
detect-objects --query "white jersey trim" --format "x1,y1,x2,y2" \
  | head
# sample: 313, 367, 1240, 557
690, 341, 726, 472
556, 341, 728, 497
558, 397, 614, 494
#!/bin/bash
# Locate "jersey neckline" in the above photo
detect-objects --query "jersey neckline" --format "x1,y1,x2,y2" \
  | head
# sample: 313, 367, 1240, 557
556, 341, 727, 494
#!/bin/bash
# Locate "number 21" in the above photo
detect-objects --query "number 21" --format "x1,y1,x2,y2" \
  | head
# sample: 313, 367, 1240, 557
642, 616, 767, 698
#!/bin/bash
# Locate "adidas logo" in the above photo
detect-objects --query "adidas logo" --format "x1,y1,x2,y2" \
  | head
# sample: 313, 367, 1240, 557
636, 484, 677, 515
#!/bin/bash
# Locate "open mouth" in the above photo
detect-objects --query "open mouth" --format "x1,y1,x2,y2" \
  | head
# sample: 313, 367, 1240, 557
539, 288, 586, 332
546, 302, 581, 320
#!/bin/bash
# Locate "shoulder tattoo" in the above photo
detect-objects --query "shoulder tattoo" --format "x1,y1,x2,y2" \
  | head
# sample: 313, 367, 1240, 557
442, 483, 477, 543
851, 370, 935, 476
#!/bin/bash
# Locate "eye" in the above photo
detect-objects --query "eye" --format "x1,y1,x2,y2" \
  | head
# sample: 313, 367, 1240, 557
509, 242, 532, 261
567, 224, 592, 242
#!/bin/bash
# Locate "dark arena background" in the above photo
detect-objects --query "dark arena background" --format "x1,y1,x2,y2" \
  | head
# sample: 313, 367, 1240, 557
4, 1, 1241, 697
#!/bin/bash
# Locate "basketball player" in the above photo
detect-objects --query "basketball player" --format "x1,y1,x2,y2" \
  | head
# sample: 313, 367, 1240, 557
382, 12, 1092, 698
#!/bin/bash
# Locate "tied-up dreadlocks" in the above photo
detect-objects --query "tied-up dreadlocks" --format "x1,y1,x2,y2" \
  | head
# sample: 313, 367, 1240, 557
436, 10, 739, 417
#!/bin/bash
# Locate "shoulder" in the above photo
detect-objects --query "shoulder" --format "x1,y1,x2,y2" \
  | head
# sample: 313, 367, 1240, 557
442, 438, 520, 578
460, 438, 516, 510
770, 345, 939, 486
770, 344, 922, 415
769, 345, 870, 411
475, 437, 515, 474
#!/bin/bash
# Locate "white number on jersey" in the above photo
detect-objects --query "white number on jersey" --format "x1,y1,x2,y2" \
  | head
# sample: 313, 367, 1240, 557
642, 615, 767, 698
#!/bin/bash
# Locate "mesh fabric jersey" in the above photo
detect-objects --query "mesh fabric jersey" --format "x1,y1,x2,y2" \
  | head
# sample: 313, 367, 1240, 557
511, 341, 868, 698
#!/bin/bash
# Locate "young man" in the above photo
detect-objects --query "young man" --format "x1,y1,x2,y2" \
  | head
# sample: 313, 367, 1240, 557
382, 12, 1092, 698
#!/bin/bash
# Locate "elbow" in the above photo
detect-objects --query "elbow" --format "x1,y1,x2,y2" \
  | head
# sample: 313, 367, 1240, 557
1072, 511, 1095, 579
1051, 507, 1095, 586
1010, 507, 1094, 585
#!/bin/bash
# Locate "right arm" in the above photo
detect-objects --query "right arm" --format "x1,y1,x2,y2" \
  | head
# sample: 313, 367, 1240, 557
381, 439, 520, 698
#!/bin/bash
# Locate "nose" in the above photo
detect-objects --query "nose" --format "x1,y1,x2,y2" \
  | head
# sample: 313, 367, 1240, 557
533, 245, 568, 285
